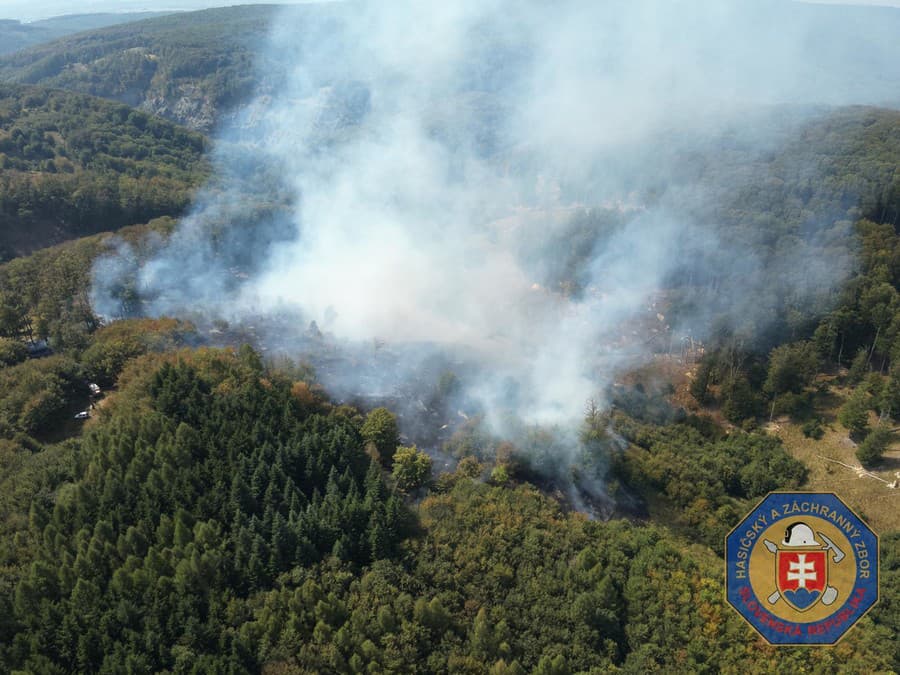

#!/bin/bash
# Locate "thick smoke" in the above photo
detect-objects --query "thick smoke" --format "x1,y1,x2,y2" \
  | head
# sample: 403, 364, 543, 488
91, 0, 899, 498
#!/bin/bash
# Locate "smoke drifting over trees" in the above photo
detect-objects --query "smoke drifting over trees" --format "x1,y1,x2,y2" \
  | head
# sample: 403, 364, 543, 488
91, 0, 900, 478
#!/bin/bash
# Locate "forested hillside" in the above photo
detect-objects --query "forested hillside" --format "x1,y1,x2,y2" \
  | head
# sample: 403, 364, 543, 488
683, 108, 900, 438
545, 106, 900, 351
0, 200, 898, 672
680, 106, 900, 344
0, 5, 287, 132
0, 13, 173, 57
2, 2, 900, 135
1, 3, 899, 672
2, 348, 411, 672
1, 345, 896, 673
0, 84, 208, 261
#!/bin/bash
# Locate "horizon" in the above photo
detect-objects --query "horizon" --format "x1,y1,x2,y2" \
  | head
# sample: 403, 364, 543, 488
0, 1, 321, 23
2, 0, 900, 23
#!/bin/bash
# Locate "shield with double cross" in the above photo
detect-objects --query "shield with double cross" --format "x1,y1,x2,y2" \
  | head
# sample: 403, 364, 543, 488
775, 548, 828, 611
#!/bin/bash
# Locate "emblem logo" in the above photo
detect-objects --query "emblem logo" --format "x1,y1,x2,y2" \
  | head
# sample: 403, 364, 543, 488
725, 493, 878, 645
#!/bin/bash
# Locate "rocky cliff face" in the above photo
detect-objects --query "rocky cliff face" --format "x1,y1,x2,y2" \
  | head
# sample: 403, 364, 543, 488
141, 86, 217, 134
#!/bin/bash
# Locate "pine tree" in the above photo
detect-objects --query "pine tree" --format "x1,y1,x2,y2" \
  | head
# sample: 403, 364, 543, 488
369, 520, 392, 561
722, 375, 757, 423
839, 386, 870, 438
880, 371, 900, 419
690, 359, 712, 404
847, 348, 870, 384
364, 458, 385, 505
856, 424, 891, 466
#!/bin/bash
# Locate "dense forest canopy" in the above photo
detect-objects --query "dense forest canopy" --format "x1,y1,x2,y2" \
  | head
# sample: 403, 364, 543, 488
0, 125, 898, 669
0, 84, 208, 261
1, 348, 897, 673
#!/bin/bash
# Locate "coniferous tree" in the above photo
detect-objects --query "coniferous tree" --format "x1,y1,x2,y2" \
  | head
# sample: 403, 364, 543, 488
839, 386, 871, 438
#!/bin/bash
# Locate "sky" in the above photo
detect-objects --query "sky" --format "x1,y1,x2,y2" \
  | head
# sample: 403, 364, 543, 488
2, 0, 899, 23
803, 0, 900, 4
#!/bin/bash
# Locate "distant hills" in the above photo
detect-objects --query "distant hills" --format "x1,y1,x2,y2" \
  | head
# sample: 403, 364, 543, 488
0, 13, 173, 57
0, 2, 899, 135
0, 5, 290, 132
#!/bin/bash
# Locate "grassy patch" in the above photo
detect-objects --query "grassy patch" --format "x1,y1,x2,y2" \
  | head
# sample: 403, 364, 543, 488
768, 406, 900, 533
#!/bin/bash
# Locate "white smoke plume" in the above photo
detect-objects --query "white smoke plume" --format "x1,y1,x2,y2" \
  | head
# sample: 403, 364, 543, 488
91, 0, 899, 493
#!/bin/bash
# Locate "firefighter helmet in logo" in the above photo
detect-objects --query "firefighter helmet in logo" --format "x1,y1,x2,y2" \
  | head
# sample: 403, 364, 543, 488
783, 522, 819, 547
726, 493, 878, 645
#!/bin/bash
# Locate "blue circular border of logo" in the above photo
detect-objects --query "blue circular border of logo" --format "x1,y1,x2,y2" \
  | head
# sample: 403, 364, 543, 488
725, 492, 879, 645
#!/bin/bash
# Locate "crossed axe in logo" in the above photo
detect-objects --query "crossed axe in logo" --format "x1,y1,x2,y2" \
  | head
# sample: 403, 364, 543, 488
764, 532, 845, 607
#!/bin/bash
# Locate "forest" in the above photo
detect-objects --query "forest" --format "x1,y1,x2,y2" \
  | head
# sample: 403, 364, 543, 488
0, 13, 171, 57
0, 5, 296, 132
1, 346, 897, 673
0, 85, 207, 260
0, 2, 899, 673
1, 182, 898, 672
